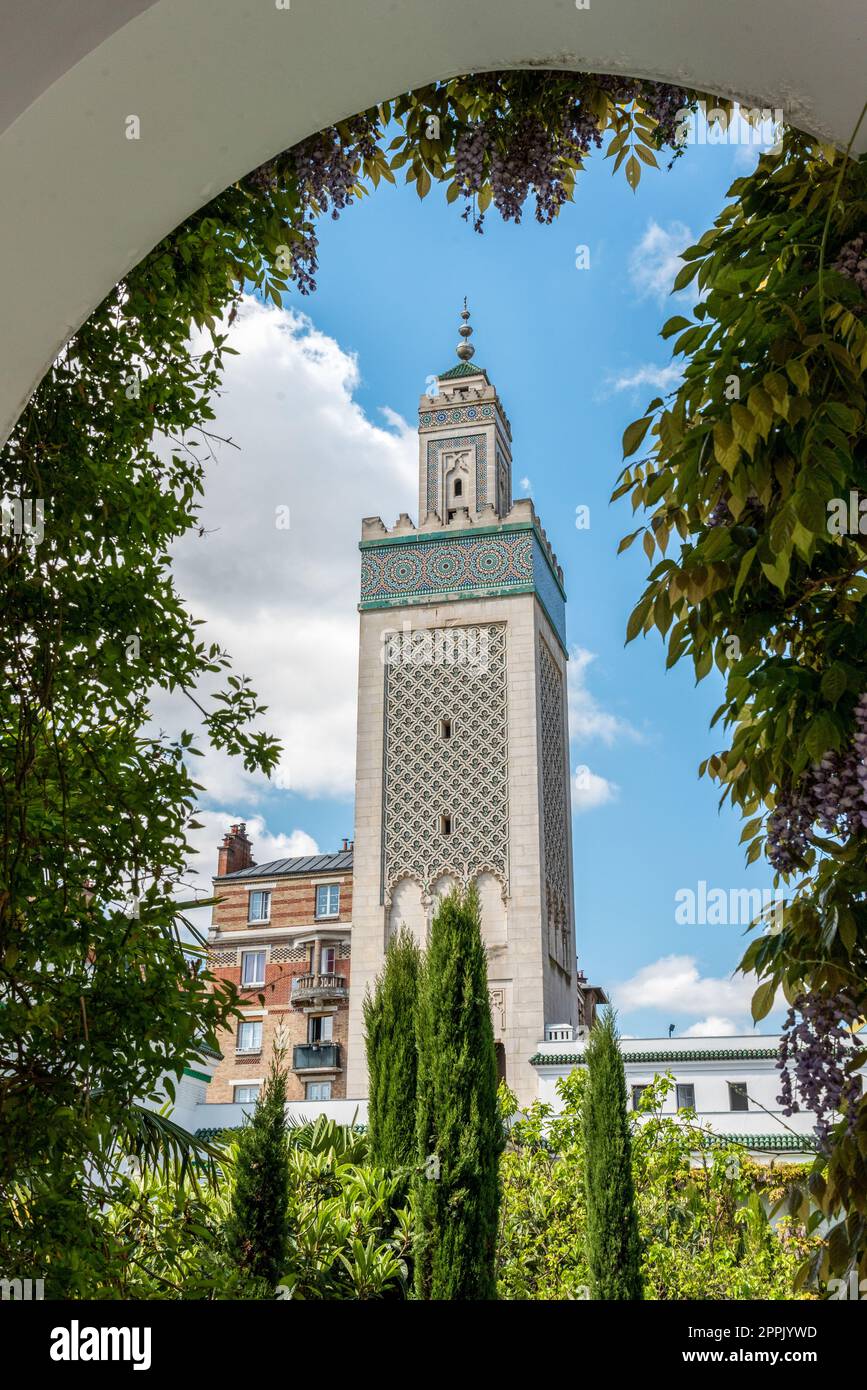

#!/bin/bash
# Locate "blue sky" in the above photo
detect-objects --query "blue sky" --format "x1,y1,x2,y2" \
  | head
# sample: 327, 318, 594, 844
175, 115, 787, 1038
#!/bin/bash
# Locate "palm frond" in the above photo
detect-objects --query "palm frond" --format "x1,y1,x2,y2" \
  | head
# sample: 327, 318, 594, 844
115, 1104, 230, 1187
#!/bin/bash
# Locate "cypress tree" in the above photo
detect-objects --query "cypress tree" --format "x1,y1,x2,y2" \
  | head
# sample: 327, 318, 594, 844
582, 1008, 643, 1299
224, 1053, 290, 1290
414, 887, 503, 1300
363, 925, 421, 1172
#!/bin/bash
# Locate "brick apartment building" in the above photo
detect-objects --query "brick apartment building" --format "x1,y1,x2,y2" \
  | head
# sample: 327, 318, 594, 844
207, 823, 354, 1104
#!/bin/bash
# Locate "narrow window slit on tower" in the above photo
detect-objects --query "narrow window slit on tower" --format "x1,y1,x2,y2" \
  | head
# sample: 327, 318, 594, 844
454, 478, 462, 497
440, 718, 452, 741
440, 814, 452, 837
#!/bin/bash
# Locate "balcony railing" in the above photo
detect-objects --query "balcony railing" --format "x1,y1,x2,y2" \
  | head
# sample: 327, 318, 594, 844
291, 972, 348, 1005
293, 1042, 341, 1072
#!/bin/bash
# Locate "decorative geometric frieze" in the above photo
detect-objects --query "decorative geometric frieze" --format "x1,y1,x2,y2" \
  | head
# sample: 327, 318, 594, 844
419, 404, 494, 428
361, 528, 532, 604
382, 623, 509, 901
359, 525, 567, 652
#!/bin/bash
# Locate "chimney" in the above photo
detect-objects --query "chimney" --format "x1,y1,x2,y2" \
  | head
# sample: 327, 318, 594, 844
341, 837, 349, 852
217, 822, 254, 877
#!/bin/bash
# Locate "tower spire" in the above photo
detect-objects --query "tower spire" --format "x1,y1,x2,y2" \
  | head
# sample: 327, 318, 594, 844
456, 298, 475, 362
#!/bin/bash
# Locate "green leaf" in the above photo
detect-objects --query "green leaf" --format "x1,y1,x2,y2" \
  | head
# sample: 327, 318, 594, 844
671, 260, 700, 293
733, 545, 757, 601
622, 415, 653, 458
751, 979, 777, 1023
618, 528, 643, 554
785, 359, 810, 393
626, 597, 652, 643
805, 712, 840, 760
820, 663, 848, 705
661, 315, 692, 340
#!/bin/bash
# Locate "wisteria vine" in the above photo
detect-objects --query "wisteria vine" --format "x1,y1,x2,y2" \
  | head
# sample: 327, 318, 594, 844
248, 73, 695, 291
767, 693, 867, 872
778, 990, 864, 1147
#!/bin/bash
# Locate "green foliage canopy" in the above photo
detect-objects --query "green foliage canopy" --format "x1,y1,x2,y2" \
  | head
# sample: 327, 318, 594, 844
615, 124, 867, 1274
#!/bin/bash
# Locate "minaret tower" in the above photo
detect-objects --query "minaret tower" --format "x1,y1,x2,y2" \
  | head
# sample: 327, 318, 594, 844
347, 307, 577, 1104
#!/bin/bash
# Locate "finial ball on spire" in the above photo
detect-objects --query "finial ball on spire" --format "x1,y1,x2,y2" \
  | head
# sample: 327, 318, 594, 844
456, 298, 475, 361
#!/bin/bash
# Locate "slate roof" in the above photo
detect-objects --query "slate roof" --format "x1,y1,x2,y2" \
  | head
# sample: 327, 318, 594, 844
219, 850, 353, 881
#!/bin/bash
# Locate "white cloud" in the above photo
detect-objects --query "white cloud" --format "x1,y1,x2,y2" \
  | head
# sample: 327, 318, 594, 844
682, 1015, 740, 1037
572, 765, 618, 812
628, 219, 694, 305
607, 362, 683, 395
519, 476, 532, 495
613, 953, 778, 1031
179, 809, 320, 939
568, 647, 641, 746
155, 298, 416, 806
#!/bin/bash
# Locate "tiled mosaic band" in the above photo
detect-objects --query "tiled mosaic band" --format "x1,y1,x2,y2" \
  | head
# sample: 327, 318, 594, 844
359, 523, 567, 649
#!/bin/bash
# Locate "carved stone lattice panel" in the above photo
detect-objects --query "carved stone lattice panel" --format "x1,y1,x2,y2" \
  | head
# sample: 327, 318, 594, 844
539, 637, 571, 972
383, 623, 509, 899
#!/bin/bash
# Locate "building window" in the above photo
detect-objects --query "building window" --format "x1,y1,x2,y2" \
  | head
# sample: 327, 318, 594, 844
453, 478, 463, 498
320, 945, 336, 974
233, 1084, 260, 1104
237, 1020, 263, 1053
247, 890, 271, 924
631, 1085, 649, 1111
241, 950, 265, 987
308, 1014, 334, 1044
315, 884, 340, 919
440, 718, 452, 741
676, 1083, 696, 1111
306, 1081, 332, 1101
440, 813, 452, 837
729, 1082, 749, 1112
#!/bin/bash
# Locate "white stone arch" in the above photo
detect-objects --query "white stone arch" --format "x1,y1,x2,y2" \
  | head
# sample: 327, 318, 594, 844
387, 875, 426, 950
2, 1, 865, 441
475, 872, 507, 949
428, 873, 460, 934
443, 448, 473, 516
